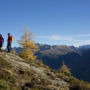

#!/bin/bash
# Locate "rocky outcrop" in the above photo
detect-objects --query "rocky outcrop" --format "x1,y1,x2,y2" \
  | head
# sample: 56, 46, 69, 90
1, 52, 69, 90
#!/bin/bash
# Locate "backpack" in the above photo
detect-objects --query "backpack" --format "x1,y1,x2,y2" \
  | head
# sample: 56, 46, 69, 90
11, 36, 13, 41
0, 37, 4, 43
0, 37, 2, 43
9, 36, 13, 41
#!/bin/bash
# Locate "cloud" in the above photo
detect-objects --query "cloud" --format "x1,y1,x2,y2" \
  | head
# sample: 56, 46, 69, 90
35, 34, 90, 46
36, 35, 73, 41
73, 40, 90, 47
75, 34, 90, 38
49, 35, 73, 40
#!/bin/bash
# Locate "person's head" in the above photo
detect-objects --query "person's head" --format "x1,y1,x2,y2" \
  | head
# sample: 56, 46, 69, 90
8, 33, 10, 36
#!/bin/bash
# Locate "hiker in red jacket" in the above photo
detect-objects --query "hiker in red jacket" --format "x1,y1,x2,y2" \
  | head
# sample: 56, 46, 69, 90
7, 33, 13, 52
0, 34, 4, 51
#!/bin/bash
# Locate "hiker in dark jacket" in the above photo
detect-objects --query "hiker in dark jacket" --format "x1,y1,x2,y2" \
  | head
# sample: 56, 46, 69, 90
0, 34, 4, 51
7, 33, 13, 52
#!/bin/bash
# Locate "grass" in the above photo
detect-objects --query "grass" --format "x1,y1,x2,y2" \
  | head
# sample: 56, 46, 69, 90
0, 53, 90, 90
56, 65, 90, 90
0, 56, 12, 68
0, 79, 10, 90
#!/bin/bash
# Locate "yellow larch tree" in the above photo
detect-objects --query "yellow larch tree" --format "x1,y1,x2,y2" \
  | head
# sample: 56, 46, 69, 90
59, 61, 71, 74
18, 28, 39, 61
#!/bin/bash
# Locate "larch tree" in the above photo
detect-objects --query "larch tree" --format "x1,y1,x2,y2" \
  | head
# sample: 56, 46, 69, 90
18, 28, 39, 61
59, 61, 71, 74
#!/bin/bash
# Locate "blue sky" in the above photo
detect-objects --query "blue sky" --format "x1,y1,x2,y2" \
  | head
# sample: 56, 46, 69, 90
0, 0, 90, 47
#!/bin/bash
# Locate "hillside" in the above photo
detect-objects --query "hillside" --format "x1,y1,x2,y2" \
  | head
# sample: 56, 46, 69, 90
14, 44, 90, 82
0, 52, 90, 90
0, 52, 69, 90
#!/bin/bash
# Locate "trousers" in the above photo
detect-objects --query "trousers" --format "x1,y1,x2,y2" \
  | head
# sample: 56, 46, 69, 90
7, 41, 12, 52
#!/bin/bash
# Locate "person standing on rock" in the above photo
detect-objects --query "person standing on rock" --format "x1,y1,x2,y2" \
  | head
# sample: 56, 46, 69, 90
0, 34, 4, 52
7, 33, 13, 52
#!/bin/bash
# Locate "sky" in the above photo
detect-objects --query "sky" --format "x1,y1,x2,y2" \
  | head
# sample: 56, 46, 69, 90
0, 0, 90, 47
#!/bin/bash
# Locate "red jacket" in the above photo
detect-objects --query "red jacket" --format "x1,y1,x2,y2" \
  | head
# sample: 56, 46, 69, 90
8, 36, 12, 42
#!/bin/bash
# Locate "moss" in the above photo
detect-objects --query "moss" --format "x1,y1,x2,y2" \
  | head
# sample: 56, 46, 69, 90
0, 79, 10, 90
0, 56, 12, 69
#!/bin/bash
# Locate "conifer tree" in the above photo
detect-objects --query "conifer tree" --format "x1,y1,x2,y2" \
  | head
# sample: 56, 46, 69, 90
18, 28, 39, 61
59, 61, 71, 74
